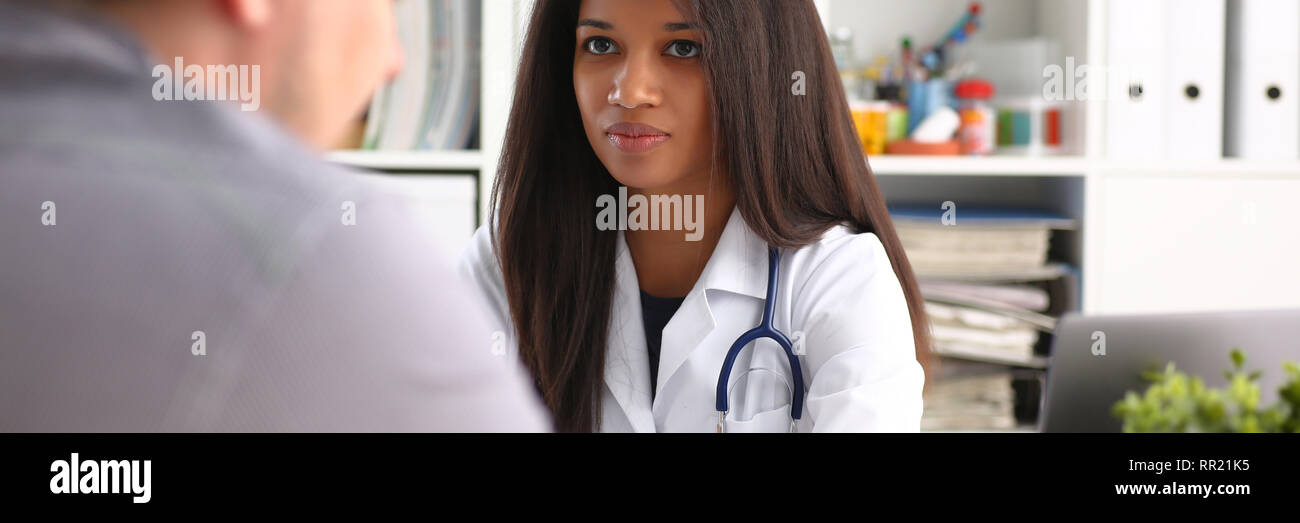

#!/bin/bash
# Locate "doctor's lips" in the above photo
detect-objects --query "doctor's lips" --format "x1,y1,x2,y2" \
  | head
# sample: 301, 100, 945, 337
604, 122, 670, 153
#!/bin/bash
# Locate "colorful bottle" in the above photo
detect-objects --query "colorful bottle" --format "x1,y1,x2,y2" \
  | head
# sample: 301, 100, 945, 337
954, 78, 996, 155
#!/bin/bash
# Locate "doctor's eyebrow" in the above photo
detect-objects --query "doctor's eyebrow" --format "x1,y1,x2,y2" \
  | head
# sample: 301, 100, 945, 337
576, 19, 699, 32
577, 18, 613, 30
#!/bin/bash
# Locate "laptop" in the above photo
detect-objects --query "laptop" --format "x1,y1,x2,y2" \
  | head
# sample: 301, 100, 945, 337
1039, 309, 1300, 432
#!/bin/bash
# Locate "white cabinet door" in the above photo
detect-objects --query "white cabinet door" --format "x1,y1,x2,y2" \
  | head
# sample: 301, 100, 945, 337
1096, 175, 1300, 313
370, 173, 479, 261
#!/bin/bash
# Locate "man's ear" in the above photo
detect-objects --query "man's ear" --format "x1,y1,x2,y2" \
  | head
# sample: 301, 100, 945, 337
216, 0, 272, 29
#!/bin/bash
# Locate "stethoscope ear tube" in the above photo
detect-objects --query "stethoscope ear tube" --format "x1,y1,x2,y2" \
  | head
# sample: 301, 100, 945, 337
714, 247, 807, 431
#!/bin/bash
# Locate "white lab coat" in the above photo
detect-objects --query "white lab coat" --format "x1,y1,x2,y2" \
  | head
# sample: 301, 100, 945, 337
458, 208, 924, 432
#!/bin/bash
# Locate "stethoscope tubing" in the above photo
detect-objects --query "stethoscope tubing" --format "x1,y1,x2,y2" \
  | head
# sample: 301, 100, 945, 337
714, 247, 806, 425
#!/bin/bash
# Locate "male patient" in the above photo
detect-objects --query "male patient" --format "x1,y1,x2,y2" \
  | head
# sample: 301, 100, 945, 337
0, 0, 551, 431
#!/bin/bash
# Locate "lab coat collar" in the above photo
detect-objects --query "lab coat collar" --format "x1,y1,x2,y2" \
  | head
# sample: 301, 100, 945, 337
603, 207, 769, 431
691, 207, 770, 301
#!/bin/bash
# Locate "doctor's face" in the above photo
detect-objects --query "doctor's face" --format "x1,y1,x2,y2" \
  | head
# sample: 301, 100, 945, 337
573, 0, 715, 191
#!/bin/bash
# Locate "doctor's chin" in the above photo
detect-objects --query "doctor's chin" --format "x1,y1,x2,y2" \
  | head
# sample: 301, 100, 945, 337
1, 0, 1294, 510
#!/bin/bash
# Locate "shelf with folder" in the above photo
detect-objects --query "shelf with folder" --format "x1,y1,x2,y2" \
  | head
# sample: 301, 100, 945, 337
1104, 0, 1300, 162
887, 196, 1081, 430
826, 0, 1300, 432
329, 0, 523, 233
327, 0, 525, 258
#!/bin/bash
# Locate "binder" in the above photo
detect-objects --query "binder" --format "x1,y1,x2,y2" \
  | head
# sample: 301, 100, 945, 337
1165, 0, 1225, 160
1106, 0, 1167, 159
1226, 0, 1300, 159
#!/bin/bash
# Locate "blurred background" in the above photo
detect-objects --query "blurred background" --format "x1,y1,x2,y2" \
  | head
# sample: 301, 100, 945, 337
328, 0, 1300, 432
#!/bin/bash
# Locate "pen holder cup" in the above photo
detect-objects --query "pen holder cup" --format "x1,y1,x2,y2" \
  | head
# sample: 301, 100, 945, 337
906, 79, 953, 136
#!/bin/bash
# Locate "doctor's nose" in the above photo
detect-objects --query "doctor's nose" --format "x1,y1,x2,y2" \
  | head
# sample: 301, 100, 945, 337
608, 54, 663, 109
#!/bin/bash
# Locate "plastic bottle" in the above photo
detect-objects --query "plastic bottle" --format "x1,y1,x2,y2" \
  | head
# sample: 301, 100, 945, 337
953, 78, 996, 155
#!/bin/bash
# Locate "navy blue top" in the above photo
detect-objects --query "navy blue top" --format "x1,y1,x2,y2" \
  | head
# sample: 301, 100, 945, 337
639, 290, 686, 400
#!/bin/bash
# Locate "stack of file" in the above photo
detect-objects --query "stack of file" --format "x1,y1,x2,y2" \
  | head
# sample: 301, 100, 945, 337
889, 205, 1076, 280
923, 282, 1053, 367
363, 0, 481, 151
922, 361, 1016, 431
890, 204, 1074, 367
895, 224, 1050, 275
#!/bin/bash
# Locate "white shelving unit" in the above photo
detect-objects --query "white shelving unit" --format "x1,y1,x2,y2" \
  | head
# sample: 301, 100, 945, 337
817, 0, 1299, 432
821, 0, 1300, 317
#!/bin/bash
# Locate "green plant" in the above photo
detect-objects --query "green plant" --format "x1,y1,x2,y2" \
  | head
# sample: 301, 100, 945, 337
1111, 349, 1300, 433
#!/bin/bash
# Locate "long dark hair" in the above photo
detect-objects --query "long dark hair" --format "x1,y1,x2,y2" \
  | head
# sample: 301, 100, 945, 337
492, 0, 932, 432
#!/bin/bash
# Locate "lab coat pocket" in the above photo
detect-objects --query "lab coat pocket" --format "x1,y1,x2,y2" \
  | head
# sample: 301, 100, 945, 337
721, 367, 795, 433
723, 403, 793, 433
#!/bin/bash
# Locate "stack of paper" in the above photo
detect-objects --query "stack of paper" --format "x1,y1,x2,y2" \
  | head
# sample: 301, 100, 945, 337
890, 204, 1075, 367
924, 286, 1051, 367
922, 361, 1016, 431
363, 0, 481, 151
889, 205, 1075, 280
898, 226, 1050, 273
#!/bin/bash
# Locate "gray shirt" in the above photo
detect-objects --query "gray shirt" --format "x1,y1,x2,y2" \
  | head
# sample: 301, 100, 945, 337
0, 1, 552, 432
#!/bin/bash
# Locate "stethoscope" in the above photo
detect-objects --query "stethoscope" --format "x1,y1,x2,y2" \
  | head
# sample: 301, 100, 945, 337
714, 247, 805, 433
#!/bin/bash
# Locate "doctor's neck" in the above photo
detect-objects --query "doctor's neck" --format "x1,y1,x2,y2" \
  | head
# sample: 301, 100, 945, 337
624, 177, 735, 299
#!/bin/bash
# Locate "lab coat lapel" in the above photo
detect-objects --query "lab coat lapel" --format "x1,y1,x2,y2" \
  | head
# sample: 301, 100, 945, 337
603, 230, 658, 433
653, 208, 769, 406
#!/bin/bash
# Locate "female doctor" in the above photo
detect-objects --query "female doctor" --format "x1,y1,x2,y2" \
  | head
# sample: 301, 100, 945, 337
460, 0, 932, 432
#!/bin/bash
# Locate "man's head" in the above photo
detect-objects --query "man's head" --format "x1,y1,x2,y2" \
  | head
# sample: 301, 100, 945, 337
93, 0, 404, 150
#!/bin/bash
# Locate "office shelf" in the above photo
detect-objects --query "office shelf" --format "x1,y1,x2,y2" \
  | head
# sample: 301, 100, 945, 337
1091, 158, 1300, 178
869, 155, 1089, 176
922, 424, 1039, 433
328, 150, 483, 172
868, 156, 1300, 178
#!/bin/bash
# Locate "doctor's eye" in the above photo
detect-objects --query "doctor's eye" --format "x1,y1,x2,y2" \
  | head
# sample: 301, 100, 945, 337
664, 39, 701, 58
583, 36, 619, 55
